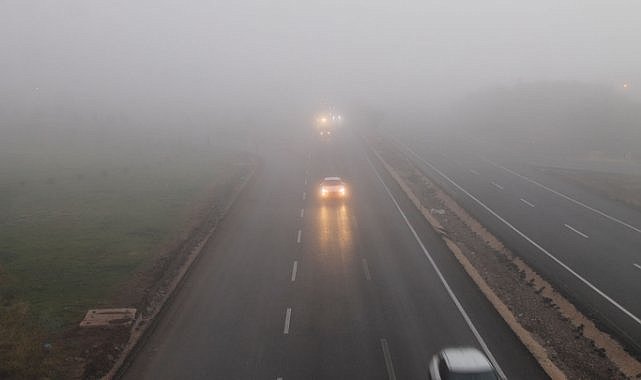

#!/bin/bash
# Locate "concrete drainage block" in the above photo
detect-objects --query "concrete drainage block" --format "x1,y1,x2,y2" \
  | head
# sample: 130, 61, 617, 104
80, 308, 137, 328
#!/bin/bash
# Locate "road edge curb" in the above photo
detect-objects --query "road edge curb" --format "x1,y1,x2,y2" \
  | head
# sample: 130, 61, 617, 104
103, 161, 259, 380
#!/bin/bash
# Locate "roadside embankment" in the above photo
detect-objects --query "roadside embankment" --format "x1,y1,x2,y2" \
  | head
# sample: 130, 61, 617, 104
0, 138, 255, 379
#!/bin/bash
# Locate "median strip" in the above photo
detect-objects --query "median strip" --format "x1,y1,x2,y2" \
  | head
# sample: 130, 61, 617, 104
369, 136, 641, 380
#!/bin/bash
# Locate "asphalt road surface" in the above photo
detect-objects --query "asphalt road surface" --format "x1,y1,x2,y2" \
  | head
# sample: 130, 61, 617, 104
397, 132, 641, 352
122, 129, 546, 379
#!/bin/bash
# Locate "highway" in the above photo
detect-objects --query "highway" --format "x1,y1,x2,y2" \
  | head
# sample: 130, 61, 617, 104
397, 132, 641, 351
121, 129, 546, 379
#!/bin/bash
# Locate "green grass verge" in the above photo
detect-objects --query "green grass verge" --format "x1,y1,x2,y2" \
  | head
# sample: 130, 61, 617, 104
0, 136, 249, 377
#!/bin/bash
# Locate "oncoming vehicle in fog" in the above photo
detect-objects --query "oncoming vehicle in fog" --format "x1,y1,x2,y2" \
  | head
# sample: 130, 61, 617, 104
319, 177, 347, 199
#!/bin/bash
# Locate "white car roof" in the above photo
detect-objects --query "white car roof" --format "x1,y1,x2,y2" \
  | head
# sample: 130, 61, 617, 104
323, 177, 342, 181
441, 347, 494, 373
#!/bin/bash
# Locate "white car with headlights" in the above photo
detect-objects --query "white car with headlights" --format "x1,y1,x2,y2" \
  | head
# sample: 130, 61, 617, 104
429, 347, 499, 380
320, 177, 347, 198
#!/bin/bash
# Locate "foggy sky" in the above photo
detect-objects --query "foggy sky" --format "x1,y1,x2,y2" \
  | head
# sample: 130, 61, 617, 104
1, 0, 640, 125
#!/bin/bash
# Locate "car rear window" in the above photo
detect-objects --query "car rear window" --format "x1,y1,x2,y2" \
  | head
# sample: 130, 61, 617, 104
446, 371, 498, 380
323, 180, 342, 186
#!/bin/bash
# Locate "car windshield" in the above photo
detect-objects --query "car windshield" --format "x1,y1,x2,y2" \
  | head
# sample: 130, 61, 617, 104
2, 1, 639, 379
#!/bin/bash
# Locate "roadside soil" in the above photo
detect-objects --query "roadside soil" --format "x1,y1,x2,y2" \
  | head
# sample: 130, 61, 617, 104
370, 135, 641, 379
51, 162, 255, 379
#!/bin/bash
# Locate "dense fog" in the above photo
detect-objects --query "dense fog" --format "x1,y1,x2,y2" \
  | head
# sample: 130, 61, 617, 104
1, 0, 640, 151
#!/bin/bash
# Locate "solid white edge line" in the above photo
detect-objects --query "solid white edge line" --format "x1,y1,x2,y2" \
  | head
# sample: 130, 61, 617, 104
283, 308, 292, 335
362, 258, 372, 281
365, 152, 507, 379
297, 229, 302, 243
399, 142, 641, 328
520, 198, 535, 208
291, 261, 298, 282
491, 181, 504, 190
380, 338, 397, 380
481, 157, 641, 234
564, 224, 589, 239
633, 263, 641, 271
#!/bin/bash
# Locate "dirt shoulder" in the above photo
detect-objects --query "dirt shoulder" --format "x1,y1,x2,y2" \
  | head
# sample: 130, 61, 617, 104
368, 135, 641, 379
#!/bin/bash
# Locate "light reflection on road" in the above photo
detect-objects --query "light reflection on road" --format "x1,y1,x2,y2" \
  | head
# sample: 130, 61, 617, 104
317, 202, 354, 271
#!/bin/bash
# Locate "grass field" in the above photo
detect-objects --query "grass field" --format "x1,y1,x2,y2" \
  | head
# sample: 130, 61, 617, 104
0, 131, 250, 377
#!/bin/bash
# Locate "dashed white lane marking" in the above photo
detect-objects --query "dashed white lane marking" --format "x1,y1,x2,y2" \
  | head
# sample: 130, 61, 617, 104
469, 169, 480, 175
277, 377, 283, 380
297, 229, 302, 243
304, 177, 307, 185
634, 263, 641, 271
491, 181, 504, 190
481, 157, 641, 234
564, 224, 589, 239
302, 192, 306, 200
300, 208, 305, 218
366, 152, 506, 378
520, 198, 535, 208
402, 143, 641, 328
291, 261, 298, 282
361, 258, 372, 281
380, 339, 397, 380
283, 308, 292, 334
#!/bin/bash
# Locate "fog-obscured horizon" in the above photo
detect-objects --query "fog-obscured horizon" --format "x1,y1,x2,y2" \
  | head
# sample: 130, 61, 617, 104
1, 1, 640, 158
